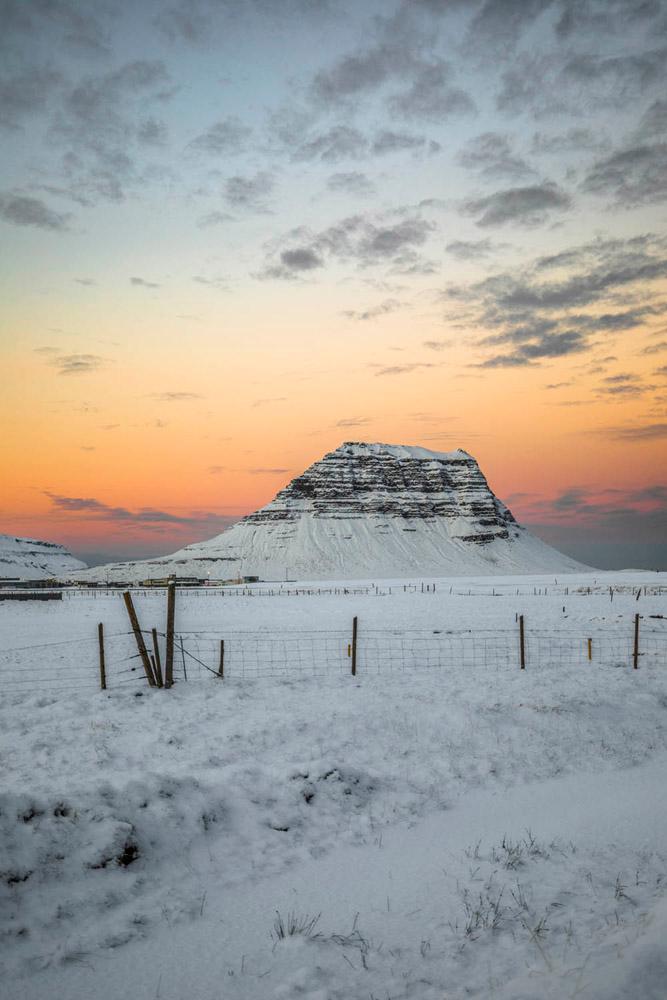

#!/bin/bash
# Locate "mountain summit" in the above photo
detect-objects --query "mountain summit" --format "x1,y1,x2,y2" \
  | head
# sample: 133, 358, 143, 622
78, 442, 587, 581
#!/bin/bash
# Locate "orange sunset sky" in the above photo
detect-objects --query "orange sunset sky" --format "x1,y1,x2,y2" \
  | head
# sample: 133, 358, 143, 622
2, 0, 666, 568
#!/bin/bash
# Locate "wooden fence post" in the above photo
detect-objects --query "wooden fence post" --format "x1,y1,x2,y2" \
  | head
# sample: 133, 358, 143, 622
218, 639, 224, 679
165, 581, 175, 688
633, 613, 640, 670
123, 591, 156, 687
519, 614, 526, 670
151, 627, 164, 687
98, 622, 106, 690
587, 637, 592, 661
351, 616, 358, 677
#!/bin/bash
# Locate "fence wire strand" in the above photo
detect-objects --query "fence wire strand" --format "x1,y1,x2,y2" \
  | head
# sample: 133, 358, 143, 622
0, 620, 664, 694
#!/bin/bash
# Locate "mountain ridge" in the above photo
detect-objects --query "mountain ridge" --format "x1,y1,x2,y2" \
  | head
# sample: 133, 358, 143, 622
72, 442, 588, 581
0, 534, 87, 580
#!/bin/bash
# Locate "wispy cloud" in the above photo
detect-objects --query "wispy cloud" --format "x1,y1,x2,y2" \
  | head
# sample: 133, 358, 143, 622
148, 392, 202, 402
48, 353, 108, 376
343, 298, 405, 321
131, 276, 160, 288
45, 491, 234, 532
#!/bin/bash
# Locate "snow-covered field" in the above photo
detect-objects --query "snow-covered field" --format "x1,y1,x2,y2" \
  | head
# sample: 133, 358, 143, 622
1, 572, 667, 999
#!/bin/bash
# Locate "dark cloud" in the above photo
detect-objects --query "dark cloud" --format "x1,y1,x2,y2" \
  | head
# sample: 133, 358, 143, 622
387, 60, 475, 121
188, 117, 252, 155
636, 99, 667, 140
466, 0, 552, 49
1, 0, 112, 55
445, 238, 504, 260
48, 60, 172, 204
447, 234, 667, 368
46, 491, 231, 530
498, 43, 667, 118
74, 277, 96, 286
137, 118, 168, 146
0, 192, 71, 231
531, 127, 609, 155
598, 372, 650, 396
292, 125, 367, 162
0, 68, 63, 130
457, 132, 536, 181
563, 47, 667, 102
259, 211, 436, 280
371, 130, 440, 156
154, 3, 212, 45
343, 298, 405, 321
462, 182, 572, 227
224, 171, 274, 211
130, 276, 160, 288
285, 124, 438, 163
582, 143, 667, 207
280, 248, 323, 271
326, 172, 376, 196
310, 37, 418, 106
423, 340, 450, 351
554, 0, 663, 39
642, 340, 667, 355
607, 422, 667, 441
48, 354, 107, 376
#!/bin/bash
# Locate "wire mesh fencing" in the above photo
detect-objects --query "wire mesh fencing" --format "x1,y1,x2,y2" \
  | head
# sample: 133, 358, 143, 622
1, 620, 665, 695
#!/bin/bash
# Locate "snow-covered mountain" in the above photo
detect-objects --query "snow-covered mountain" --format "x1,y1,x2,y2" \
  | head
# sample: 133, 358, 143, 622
75, 442, 588, 582
0, 535, 87, 580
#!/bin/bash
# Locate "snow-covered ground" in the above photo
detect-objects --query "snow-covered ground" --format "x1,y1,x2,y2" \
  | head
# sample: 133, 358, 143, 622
1, 572, 666, 999
0, 534, 86, 580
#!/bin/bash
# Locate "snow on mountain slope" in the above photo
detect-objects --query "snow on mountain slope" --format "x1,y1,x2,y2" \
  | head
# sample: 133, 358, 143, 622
0, 535, 87, 580
75, 442, 588, 582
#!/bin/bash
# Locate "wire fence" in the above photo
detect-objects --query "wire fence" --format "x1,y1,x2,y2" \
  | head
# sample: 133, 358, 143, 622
1, 618, 665, 695
52, 580, 667, 600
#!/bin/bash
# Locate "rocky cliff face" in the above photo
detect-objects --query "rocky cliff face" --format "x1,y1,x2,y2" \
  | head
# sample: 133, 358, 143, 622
73, 443, 588, 582
0, 535, 87, 580
244, 443, 516, 543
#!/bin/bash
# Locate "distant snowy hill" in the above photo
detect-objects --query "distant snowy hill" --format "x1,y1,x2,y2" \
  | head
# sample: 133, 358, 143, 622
75, 442, 589, 582
0, 535, 87, 580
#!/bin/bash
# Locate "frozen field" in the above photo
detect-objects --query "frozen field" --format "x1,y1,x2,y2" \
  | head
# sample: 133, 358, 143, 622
1, 572, 667, 999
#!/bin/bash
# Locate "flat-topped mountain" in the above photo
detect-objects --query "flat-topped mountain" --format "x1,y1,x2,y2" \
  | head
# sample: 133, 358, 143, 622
76, 442, 587, 582
0, 535, 87, 580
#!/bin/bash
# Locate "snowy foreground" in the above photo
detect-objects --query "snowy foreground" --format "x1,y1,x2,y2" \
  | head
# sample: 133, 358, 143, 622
1, 573, 667, 1000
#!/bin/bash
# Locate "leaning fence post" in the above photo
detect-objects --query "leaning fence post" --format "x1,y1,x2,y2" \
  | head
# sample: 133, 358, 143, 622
351, 616, 358, 677
98, 622, 107, 690
123, 591, 156, 686
151, 627, 164, 687
165, 581, 175, 688
633, 613, 640, 670
218, 639, 224, 679
519, 614, 526, 670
